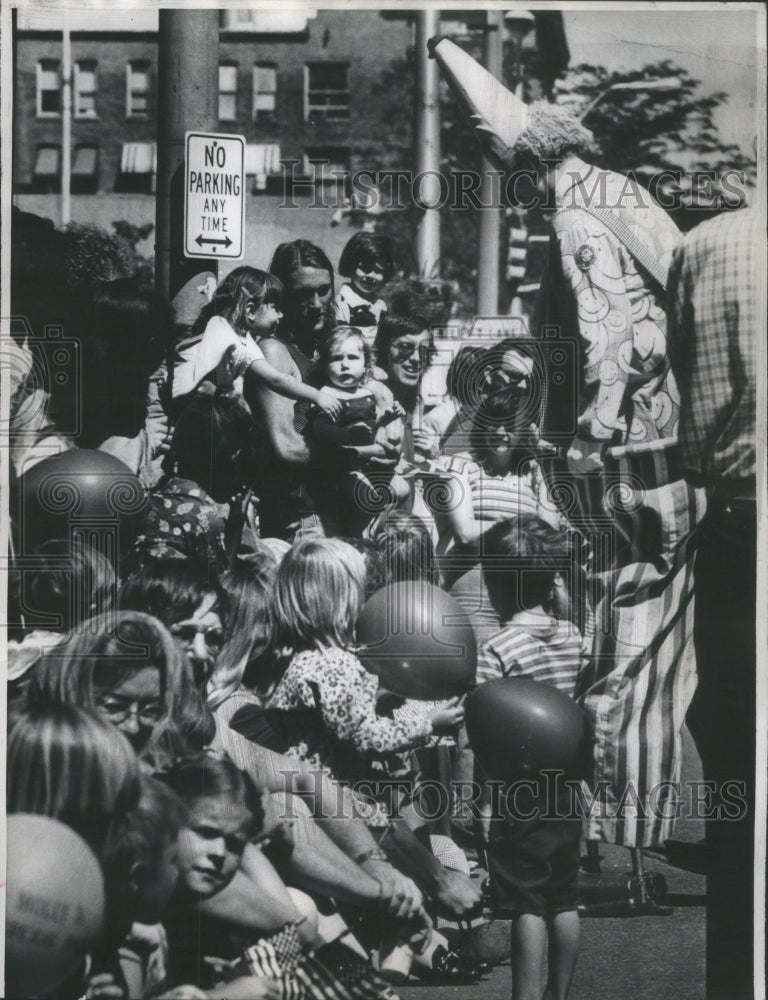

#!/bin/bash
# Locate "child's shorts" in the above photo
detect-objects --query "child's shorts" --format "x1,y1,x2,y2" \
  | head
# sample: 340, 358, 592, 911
486, 808, 581, 919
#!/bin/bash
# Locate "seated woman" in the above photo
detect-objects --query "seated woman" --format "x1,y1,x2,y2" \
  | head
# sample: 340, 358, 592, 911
25, 612, 319, 956
429, 384, 564, 644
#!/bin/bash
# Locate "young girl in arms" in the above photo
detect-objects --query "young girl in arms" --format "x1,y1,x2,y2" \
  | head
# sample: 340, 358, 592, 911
173, 267, 341, 419
333, 233, 394, 349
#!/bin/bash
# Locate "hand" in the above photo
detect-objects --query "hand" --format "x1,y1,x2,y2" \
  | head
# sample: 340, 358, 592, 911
86, 973, 125, 1000
254, 818, 296, 859
214, 977, 283, 1000
367, 439, 400, 471
317, 388, 343, 420
362, 859, 424, 919
429, 867, 484, 919
429, 696, 465, 735
566, 435, 605, 474
412, 429, 440, 462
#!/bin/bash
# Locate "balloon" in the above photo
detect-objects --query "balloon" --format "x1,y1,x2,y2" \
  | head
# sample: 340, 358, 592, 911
5, 814, 106, 997
465, 677, 591, 782
356, 581, 477, 700
15, 448, 147, 557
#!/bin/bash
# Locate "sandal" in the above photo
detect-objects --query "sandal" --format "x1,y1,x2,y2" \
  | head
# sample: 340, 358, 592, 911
414, 945, 489, 984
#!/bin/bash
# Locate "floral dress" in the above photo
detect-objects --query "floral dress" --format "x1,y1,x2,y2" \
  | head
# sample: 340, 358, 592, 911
266, 646, 433, 825
136, 476, 227, 563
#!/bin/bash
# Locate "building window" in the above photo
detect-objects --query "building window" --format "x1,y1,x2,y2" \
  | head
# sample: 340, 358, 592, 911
252, 63, 276, 121
71, 144, 99, 194
219, 64, 238, 121
74, 60, 97, 118
32, 144, 61, 192
304, 147, 350, 187
116, 142, 156, 194
304, 63, 349, 121
36, 59, 60, 117
126, 60, 150, 118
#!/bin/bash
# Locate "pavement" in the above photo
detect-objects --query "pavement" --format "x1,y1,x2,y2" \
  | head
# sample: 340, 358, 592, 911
400, 728, 707, 1000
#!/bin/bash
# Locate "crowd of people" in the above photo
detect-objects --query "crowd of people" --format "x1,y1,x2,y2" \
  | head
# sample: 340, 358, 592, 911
6, 38, 760, 1000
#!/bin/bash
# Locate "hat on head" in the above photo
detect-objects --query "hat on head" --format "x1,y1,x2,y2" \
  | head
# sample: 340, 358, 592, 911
428, 35, 529, 170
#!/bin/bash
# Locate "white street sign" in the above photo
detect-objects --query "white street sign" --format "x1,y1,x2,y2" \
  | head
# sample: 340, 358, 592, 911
184, 131, 245, 259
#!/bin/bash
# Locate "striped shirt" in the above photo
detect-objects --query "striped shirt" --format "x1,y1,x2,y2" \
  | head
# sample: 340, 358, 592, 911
477, 619, 583, 698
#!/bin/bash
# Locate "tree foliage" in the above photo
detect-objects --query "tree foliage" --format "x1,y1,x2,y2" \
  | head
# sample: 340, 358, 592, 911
357, 49, 756, 312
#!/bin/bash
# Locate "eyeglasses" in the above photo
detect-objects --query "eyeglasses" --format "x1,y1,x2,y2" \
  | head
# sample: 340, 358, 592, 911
97, 696, 165, 725
391, 343, 432, 364
170, 623, 224, 653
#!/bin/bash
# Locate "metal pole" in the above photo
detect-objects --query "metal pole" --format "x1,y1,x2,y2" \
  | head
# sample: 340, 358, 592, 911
155, 10, 219, 326
414, 9, 441, 278
476, 10, 503, 315
61, 25, 71, 225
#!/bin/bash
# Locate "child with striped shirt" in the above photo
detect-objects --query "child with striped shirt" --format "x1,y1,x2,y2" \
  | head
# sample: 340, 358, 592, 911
475, 514, 584, 1000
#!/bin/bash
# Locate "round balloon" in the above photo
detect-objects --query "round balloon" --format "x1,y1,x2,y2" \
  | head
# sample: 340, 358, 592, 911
5, 814, 106, 997
356, 581, 477, 700
465, 677, 591, 782
15, 448, 147, 557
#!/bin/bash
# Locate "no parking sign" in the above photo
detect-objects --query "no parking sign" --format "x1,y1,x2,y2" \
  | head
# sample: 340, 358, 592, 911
184, 131, 245, 259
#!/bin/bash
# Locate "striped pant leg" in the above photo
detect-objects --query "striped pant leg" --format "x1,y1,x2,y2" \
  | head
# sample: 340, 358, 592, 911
576, 449, 706, 847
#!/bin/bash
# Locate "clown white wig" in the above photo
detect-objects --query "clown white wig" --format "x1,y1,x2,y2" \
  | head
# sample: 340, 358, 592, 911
512, 102, 595, 165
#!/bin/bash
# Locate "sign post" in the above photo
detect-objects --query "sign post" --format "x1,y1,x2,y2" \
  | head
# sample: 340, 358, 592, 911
184, 131, 245, 260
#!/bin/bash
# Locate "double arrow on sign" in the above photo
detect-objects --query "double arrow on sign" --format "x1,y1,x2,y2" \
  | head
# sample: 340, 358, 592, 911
195, 234, 233, 249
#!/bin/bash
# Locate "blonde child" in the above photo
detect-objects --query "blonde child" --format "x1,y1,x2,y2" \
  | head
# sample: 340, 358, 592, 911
302, 326, 408, 535
265, 538, 464, 807
173, 267, 341, 420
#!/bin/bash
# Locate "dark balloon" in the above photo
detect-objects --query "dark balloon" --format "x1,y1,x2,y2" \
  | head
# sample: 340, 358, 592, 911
356, 581, 477, 700
466, 677, 591, 781
15, 448, 147, 559
5, 814, 105, 997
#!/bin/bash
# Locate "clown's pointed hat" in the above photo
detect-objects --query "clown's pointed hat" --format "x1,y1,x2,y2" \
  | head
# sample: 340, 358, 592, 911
428, 34, 529, 165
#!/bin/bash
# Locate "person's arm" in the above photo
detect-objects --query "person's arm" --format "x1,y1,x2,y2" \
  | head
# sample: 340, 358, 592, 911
211, 710, 423, 916
381, 819, 483, 919
306, 652, 434, 755
443, 466, 485, 547
246, 357, 342, 419
242, 339, 311, 467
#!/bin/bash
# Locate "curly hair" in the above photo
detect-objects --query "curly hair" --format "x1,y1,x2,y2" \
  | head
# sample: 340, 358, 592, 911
512, 101, 595, 165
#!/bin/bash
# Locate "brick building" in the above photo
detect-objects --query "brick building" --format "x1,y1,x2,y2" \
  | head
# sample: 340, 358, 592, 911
13, 8, 414, 196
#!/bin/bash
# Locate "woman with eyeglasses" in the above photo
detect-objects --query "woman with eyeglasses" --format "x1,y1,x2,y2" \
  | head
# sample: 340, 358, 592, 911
27, 610, 214, 767
432, 384, 565, 644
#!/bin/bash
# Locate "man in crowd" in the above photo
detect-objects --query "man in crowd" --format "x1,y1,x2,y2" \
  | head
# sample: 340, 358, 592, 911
667, 207, 761, 1000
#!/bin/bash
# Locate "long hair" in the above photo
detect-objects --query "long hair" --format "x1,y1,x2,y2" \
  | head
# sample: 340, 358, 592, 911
272, 538, 367, 655
269, 239, 335, 291
446, 345, 488, 410
207, 550, 279, 710
7, 702, 141, 858
11, 538, 115, 635
195, 266, 283, 338
338, 232, 395, 282
119, 560, 222, 627
27, 611, 214, 766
